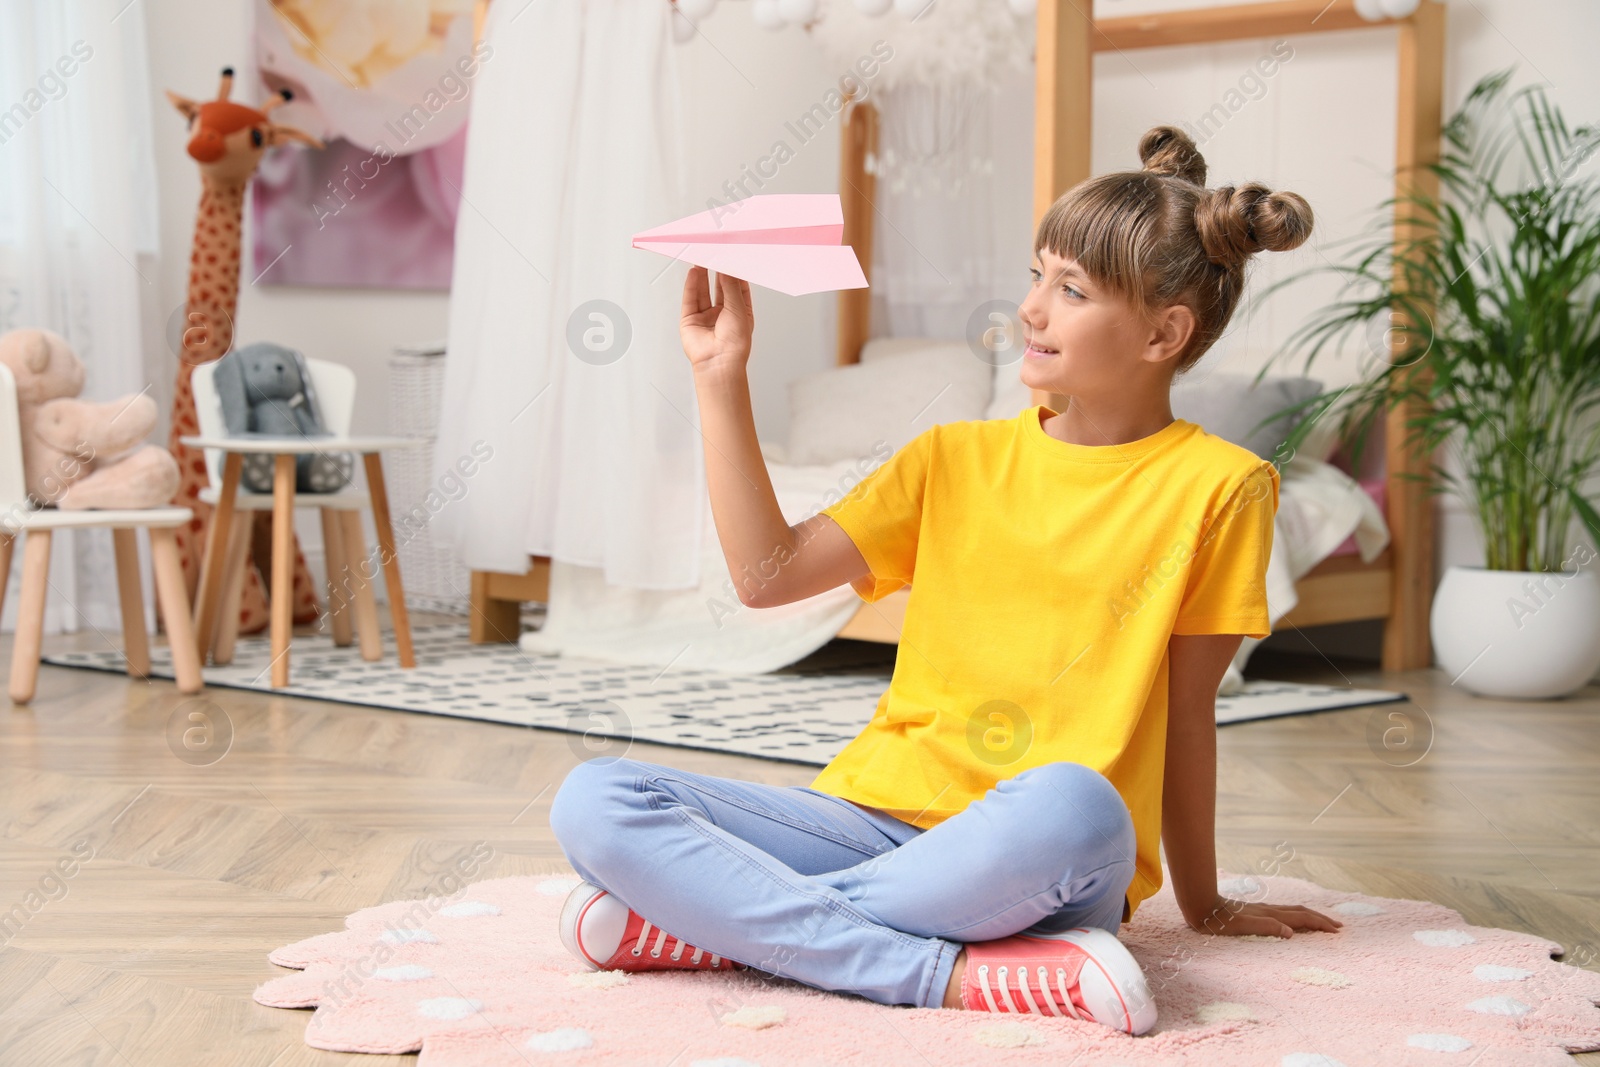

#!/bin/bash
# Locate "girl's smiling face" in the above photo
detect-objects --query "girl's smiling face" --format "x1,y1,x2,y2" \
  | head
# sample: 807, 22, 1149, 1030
1019, 246, 1155, 397
1017, 246, 1195, 399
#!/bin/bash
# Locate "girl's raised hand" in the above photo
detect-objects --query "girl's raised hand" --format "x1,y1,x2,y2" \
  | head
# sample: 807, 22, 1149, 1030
680, 265, 754, 373
1191, 896, 1344, 939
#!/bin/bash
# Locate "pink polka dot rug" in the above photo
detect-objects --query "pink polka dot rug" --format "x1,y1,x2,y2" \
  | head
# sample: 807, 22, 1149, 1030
254, 870, 1600, 1066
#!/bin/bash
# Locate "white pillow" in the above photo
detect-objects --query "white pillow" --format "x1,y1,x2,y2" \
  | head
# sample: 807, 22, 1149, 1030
857, 337, 944, 363
860, 336, 1033, 423
787, 342, 993, 466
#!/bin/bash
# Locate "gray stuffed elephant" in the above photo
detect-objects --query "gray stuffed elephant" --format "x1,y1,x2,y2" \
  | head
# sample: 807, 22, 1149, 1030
212, 342, 353, 494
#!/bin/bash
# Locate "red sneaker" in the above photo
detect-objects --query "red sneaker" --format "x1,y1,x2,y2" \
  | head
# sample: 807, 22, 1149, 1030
559, 881, 743, 973
959, 927, 1157, 1035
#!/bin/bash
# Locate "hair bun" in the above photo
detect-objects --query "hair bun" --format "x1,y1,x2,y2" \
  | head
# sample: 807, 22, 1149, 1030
1138, 125, 1207, 185
1194, 184, 1314, 267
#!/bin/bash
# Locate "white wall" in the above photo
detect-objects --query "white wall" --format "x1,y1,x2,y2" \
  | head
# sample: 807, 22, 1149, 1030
138, 0, 1598, 661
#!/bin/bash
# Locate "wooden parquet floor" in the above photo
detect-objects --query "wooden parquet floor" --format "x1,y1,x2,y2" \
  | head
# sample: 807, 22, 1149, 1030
1, 621, 1595, 1065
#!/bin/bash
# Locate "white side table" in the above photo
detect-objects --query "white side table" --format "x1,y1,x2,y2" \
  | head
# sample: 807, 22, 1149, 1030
181, 435, 422, 688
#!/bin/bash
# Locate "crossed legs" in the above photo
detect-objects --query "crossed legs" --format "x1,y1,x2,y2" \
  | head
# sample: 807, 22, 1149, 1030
549, 757, 1137, 1009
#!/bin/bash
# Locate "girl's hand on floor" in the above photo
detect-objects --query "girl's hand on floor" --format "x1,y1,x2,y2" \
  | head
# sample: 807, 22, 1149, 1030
1190, 895, 1344, 939
681, 265, 753, 373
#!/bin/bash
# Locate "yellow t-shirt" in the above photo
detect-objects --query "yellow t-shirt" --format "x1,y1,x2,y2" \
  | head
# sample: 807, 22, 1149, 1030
809, 404, 1280, 924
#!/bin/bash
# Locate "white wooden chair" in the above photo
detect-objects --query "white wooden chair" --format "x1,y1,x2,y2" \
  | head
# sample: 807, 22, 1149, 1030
0, 363, 202, 704
189, 357, 382, 664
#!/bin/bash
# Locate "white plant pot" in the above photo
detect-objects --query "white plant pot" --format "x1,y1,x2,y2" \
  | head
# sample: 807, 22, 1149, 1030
1430, 563, 1600, 699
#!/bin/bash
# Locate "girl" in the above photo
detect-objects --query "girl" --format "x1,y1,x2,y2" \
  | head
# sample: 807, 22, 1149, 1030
549, 125, 1343, 1035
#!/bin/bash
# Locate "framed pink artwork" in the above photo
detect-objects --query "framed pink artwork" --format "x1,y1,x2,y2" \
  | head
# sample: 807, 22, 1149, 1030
248, 0, 486, 290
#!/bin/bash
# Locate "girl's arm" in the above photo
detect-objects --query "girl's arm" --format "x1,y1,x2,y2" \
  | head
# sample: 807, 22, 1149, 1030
681, 266, 870, 609
1164, 632, 1344, 939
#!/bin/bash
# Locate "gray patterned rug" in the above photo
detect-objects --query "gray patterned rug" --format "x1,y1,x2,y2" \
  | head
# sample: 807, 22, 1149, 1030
41, 623, 1405, 765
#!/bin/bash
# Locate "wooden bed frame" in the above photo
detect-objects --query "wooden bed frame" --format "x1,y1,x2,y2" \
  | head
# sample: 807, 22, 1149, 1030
468, 0, 1442, 672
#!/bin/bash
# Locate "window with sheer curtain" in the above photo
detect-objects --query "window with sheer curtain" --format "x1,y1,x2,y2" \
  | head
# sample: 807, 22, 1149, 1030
0, 1, 161, 634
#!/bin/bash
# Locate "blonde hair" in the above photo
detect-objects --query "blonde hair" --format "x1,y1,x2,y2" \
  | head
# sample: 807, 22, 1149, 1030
1033, 125, 1314, 377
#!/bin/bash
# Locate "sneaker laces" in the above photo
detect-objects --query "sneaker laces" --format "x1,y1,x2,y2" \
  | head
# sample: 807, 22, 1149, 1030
973, 963, 1087, 1021
629, 919, 722, 966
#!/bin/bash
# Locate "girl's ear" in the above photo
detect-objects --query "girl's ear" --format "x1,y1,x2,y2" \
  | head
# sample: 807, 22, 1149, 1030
1147, 304, 1197, 366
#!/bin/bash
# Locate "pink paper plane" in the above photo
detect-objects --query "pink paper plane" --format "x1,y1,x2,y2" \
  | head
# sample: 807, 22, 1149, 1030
631, 193, 869, 297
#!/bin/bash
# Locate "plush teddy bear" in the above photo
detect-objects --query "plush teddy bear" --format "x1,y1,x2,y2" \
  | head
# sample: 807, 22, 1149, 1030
0, 328, 180, 510
212, 341, 353, 494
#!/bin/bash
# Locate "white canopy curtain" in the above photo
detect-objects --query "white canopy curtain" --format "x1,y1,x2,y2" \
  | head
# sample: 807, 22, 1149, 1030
0, 1, 161, 635
432, 0, 704, 592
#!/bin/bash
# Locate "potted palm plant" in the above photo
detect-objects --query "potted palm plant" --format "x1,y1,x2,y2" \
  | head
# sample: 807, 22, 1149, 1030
1260, 68, 1600, 699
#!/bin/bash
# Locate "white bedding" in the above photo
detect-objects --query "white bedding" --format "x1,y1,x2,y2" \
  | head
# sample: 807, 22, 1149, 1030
518, 452, 871, 674
519, 448, 1391, 697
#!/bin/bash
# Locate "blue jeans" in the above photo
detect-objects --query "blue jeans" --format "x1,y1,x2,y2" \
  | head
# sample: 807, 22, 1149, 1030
548, 757, 1139, 1010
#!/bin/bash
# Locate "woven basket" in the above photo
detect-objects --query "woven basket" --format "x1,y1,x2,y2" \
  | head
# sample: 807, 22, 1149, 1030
387, 352, 470, 615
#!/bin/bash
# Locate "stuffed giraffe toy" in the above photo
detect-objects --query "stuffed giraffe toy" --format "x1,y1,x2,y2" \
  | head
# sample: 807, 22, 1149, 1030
166, 67, 325, 637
